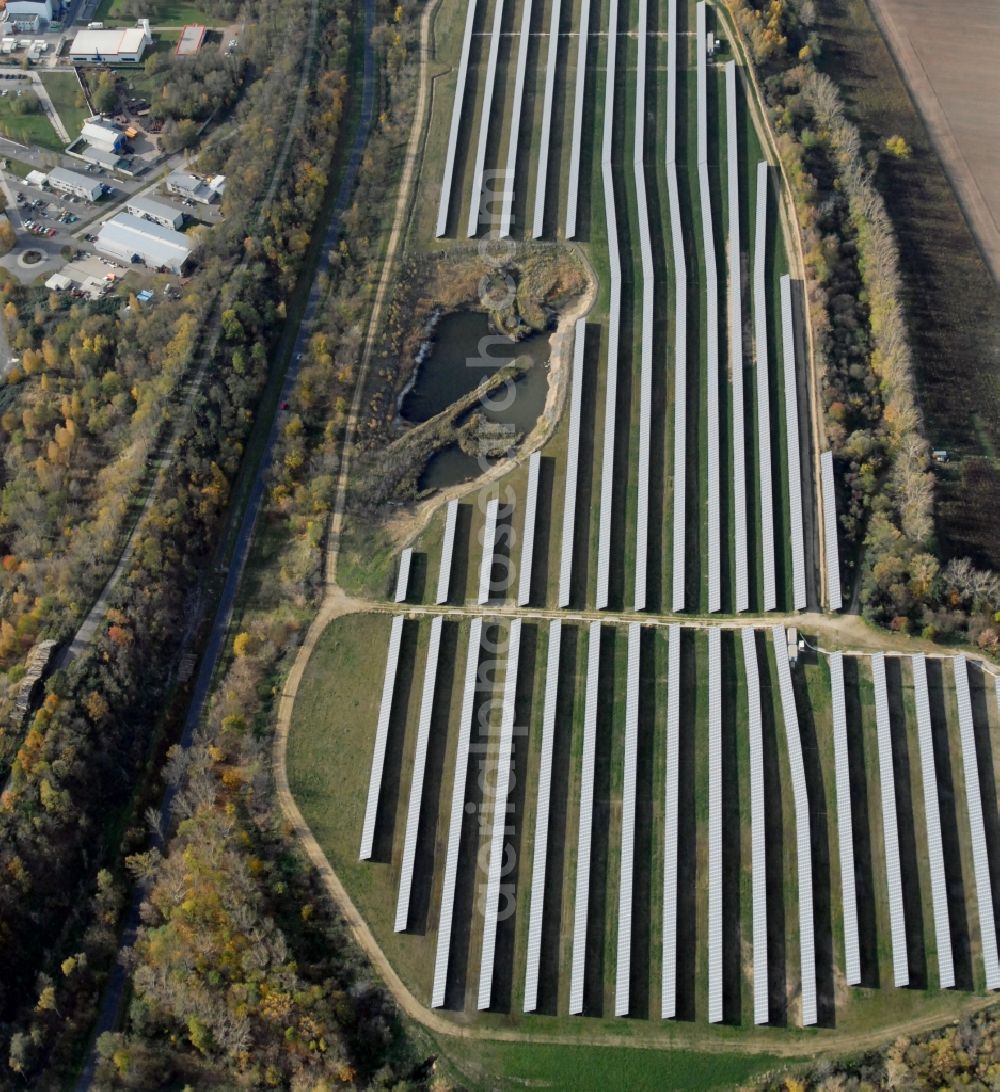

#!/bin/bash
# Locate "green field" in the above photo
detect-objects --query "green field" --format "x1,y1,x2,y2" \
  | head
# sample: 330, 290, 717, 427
93, 0, 215, 26
0, 97, 63, 153
38, 71, 89, 138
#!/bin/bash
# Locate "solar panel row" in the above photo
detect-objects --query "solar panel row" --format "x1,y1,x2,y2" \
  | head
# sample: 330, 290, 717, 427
742, 626, 769, 1024
911, 653, 955, 988
565, 0, 591, 237
532, 0, 562, 238
753, 163, 776, 611
478, 619, 522, 1010
431, 618, 482, 1007
524, 621, 561, 1012
821, 451, 842, 611
595, 0, 620, 612
828, 652, 861, 986
771, 625, 817, 1026
393, 547, 412, 604
570, 621, 601, 1014
360, 615, 405, 860
517, 452, 541, 607
871, 652, 909, 987
707, 626, 723, 1023
780, 275, 807, 610
499, 0, 533, 237
394, 615, 442, 932
435, 0, 476, 237
616, 622, 641, 1015
467, 0, 505, 236
478, 497, 500, 606
953, 656, 1000, 991
661, 623, 681, 1018
559, 320, 586, 607
436, 500, 458, 605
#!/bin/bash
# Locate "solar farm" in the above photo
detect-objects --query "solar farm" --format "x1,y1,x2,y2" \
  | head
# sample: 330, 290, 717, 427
286, 0, 1000, 1049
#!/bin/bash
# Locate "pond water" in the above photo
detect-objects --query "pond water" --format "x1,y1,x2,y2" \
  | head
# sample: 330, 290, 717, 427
404, 311, 552, 491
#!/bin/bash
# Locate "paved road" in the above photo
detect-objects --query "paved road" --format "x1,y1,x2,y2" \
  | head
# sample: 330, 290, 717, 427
74, 0, 377, 1082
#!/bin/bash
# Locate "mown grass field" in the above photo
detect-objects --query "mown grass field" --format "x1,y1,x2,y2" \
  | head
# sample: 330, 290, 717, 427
38, 72, 89, 138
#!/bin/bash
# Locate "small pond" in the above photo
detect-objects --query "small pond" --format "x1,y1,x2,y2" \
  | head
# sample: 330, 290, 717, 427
404, 311, 552, 491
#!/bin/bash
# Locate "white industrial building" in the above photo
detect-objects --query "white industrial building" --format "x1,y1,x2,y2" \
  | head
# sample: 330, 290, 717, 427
47, 167, 102, 201
81, 147, 122, 171
96, 213, 192, 273
81, 116, 125, 153
70, 23, 152, 63
127, 195, 183, 230
165, 169, 217, 204
1, 0, 51, 32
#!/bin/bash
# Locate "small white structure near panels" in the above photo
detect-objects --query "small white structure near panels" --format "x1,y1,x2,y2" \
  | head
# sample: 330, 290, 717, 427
828, 652, 861, 986
394, 547, 412, 603
742, 626, 769, 1024
753, 163, 776, 611
707, 626, 723, 1023
726, 61, 749, 613
436, 501, 459, 605
911, 653, 955, 988
771, 625, 817, 1026
478, 497, 500, 606
394, 615, 442, 932
697, 3, 721, 614
570, 621, 601, 1014
633, 0, 654, 612
661, 623, 681, 1018
953, 656, 1000, 990
467, 0, 506, 236
668, 0, 688, 612
565, 0, 591, 238
432, 618, 482, 1007
435, 0, 477, 236
524, 620, 561, 1012
780, 275, 807, 610
559, 320, 585, 607
517, 452, 541, 607
616, 622, 641, 1016
871, 652, 909, 987
478, 619, 522, 1010
829, 650, 860, 987
532, 0, 561, 238
821, 451, 842, 611
595, 0, 621, 612
360, 615, 405, 860
499, 0, 533, 237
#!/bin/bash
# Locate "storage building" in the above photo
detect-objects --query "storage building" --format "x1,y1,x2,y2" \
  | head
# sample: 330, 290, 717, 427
81, 116, 125, 153
126, 195, 183, 230
96, 213, 192, 273
70, 25, 150, 62
47, 166, 102, 201
164, 169, 214, 204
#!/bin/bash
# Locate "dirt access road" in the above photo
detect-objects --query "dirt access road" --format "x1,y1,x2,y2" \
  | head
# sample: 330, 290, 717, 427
869, 0, 1000, 285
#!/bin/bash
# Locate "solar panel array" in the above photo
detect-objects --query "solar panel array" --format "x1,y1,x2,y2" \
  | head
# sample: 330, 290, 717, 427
633, 0, 654, 612
559, 320, 585, 607
911, 653, 955, 988
742, 626, 769, 1024
697, 3, 721, 614
753, 163, 776, 611
771, 625, 817, 1026
565, 0, 590, 237
517, 451, 541, 607
570, 621, 601, 1014
616, 622, 641, 1015
434, 0, 476, 237
531, 0, 561, 238
661, 623, 681, 1018
668, 0, 688, 613
828, 652, 861, 986
952, 656, 1000, 990
394, 547, 412, 604
707, 626, 723, 1023
726, 61, 749, 613
394, 615, 442, 932
478, 619, 522, 1010
821, 451, 842, 611
436, 500, 458, 605
524, 620, 561, 1012
466, 0, 505, 236
871, 652, 909, 987
432, 617, 482, 1008
780, 275, 807, 610
499, 0, 533, 237
595, 0, 620, 612
478, 497, 499, 606
360, 615, 405, 860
